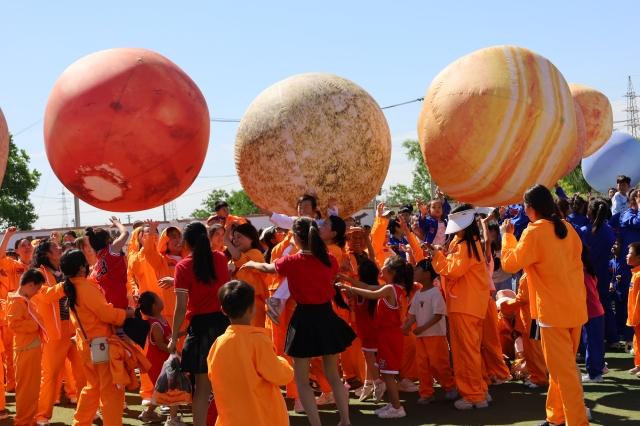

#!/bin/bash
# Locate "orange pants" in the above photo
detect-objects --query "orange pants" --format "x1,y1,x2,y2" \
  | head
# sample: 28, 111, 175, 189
14, 346, 42, 426
1, 325, 15, 390
73, 355, 125, 426
415, 335, 455, 398
540, 327, 588, 426
252, 297, 266, 328
340, 337, 365, 382
400, 333, 418, 380
481, 302, 511, 382
0, 346, 4, 411
267, 299, 297, 398
522, 335, 548, 385
633, 325, 640, 367
55, 359, 80, 402
449, 312, 487, 403
37, 322, 86, 421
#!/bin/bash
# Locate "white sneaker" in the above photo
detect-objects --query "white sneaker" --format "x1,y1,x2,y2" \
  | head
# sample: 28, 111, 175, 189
454, 398, 488, 410
378, 405, 406, 419
293, 399, 305, 414
629, 366, 640, 375
69, 396, 78, 404
582, 374, 604, 383
486, 392, 493, 403
374, 403, 392, 415
36, 421, 50, 426
397, 378, 418, 392
524, 379, 540, 389
586, 406, 592, 421
374, 381, 387, 401
444, 389, 459, 401
316, 392, 335, 406
602, 362, 609, 375
417, 396, 435, 405
141, 399, 152, 407
164, 417, 187, 426
358, 383, 374, 402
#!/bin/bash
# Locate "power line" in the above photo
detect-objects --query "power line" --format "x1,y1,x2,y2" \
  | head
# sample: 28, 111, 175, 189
381, 97, 424, 110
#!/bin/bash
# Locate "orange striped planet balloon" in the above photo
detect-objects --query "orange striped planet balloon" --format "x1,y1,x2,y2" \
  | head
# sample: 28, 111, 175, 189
569, 83, 613, 157
418, 45, 577, 206
562, 101, 587, 176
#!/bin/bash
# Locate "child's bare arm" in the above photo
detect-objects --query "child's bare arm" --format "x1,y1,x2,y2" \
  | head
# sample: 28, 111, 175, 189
151, 323, 171, 353
413, 314, 443, 335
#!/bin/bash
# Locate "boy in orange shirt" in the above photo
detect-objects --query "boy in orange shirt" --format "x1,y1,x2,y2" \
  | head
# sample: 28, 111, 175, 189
208, 280, 293, 426
626, 241, 640, 376
7, 269, 48, 426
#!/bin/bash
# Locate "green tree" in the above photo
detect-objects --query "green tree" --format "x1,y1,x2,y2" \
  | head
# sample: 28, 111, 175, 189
0, 135, 41, 230
386, 139, 433, 206
192, 188, 259, 219
558, 164, 593, 195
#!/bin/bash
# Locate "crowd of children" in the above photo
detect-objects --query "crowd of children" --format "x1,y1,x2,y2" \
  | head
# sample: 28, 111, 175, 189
0, 178, 637, 426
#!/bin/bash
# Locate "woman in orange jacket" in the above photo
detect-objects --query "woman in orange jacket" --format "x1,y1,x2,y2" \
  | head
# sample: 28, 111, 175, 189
61, 249, 135, 426
501, 184, 588, 426
428, 204, 490, 410
31, 240, 86, 425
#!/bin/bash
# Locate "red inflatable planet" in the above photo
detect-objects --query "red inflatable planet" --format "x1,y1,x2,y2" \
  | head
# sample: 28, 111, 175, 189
44, 48, 210, 212
0, 108, 8, 186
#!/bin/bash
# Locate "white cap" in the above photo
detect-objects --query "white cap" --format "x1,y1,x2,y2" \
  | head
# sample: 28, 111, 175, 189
475, 207, 495, 216
445, 209, 477, 234
259, 226, 276, 240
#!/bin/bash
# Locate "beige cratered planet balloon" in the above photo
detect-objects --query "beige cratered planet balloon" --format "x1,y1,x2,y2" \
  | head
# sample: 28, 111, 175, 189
0, 108, 8, 186
235, 73, 391, 216
569, 83, 613, 157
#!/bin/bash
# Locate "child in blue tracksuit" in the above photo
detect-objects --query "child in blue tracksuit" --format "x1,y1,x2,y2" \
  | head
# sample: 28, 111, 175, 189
418, 198, 450, 245
501, 204, 530, 241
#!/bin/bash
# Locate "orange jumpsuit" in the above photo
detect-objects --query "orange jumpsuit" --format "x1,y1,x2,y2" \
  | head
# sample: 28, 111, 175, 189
0, 256, 27, 391
370, 217, 393, 267
232, 249, 269, 328
207, 324, 293, 426
627, 266, 640, 367
433, 237, 489, 403
481, 299, 512, 383
502, 219, 587, 426
7, 292, 46, 426
34, 267, 86, 422
67, 277, 127, 426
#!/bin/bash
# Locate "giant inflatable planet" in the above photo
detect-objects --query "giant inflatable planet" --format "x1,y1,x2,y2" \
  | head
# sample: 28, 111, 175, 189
418, 45, 578, 206
562, 101, 587, 176
0, 108, 8, 186
235, 73, 391, 216
569, 83, 613, 157
44, 48, 210, 211
582, 131, 640, 193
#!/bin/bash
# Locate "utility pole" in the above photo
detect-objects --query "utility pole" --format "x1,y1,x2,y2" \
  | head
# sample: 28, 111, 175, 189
73, 195, 80, 227
60, 188, 69, 228
625, 76, 640, 138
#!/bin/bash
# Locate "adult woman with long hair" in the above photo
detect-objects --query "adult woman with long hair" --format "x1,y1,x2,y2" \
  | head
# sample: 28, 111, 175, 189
168, 222, 230, 426
61, 250, 134, 425
502, 184, 588, 426
242, 217, 355, 426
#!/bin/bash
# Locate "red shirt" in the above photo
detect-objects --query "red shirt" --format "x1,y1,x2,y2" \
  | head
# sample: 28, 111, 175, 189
584, 272, 605, 319
174, 251, 230, 320
274, 252, 338, 305
90, 246, 128, 309
374, 284, 403, 330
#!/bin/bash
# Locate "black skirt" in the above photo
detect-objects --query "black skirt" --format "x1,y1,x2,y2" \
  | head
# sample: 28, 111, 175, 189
285, 302, 356, 358
181, 312, 229, 374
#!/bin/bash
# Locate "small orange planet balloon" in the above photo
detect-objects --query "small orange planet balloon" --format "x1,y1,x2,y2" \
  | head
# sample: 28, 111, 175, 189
235, 73, 391, 216
0, 108, 8, 186
44, 48, 210, 212
419, 45, 578, 206
569, 83, 614, 157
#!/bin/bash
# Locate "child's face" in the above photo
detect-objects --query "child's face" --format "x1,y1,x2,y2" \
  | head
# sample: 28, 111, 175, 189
22, 282, 42, 298
380, 260, 394, 284
232, 231, 253, 252
612, 242, 620, 257
414, 266, 431, 283
319, 220, 334, 242
618, 182, 630, 193
429, 201, 443, 219
167, 230, 183, 254
627, 247, 640, 267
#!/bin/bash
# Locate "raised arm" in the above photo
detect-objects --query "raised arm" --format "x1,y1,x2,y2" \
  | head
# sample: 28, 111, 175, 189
109, 217, 130, 253
0, 227, 17, 259
240, 260, 277, 274
223, 225, 242, 261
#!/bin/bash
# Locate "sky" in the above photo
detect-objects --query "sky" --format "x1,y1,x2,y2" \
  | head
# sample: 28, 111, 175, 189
1, 1, 638, 229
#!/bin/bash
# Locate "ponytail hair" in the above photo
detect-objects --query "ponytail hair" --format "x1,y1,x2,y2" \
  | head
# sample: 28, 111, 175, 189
184, 222, 216, 284
327, 216, 347, 248
384, 255, 414, 296
60, 250, 89, 310
588, 198, 611, 235
524, 184, 568, 239
84, 227, 110, 252
292, 217, 331, 267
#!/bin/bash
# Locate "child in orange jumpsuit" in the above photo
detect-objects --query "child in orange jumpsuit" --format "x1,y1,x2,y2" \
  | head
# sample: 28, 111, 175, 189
403, 258, 457, 404
7, 269, 48, 426
626, 241, 640, 376
429, 205, 491, 410
207, 280, 293, 426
